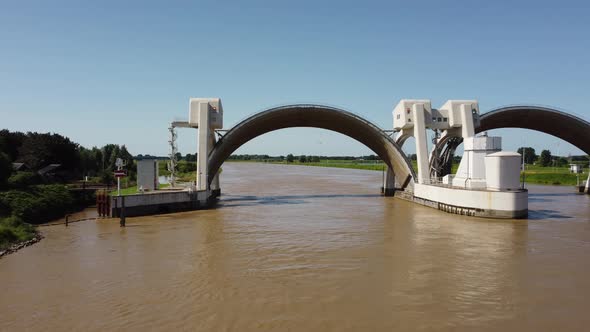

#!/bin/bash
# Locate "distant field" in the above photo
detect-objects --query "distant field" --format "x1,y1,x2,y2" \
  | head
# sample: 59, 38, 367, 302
153, 159, 587, 187
227, 160, 586, 186
270, 160, 388, 171
520, 165, 588, 186
158, 161, 196, 182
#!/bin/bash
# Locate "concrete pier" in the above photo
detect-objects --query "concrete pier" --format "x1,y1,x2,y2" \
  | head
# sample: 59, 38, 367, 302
396, 184, 528, 219
382, 167, 396, 196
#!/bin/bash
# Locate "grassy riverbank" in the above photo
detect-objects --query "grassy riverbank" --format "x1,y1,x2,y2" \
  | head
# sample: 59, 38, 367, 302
158, 162, 196, 182
0, 217, 36, 251
109, 183, 170, 196
520, 165, 588, 186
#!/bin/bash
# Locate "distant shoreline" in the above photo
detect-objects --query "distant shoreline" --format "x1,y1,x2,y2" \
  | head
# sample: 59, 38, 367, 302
225, 160, 587, 187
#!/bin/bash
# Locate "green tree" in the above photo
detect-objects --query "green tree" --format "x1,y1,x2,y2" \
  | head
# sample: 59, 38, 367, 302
299, 155, 307, 163
107, 145, 121, 170
557, 157, 569, 167
101, 144, 118, 171
517, 147, 537, 164
540, 150, 552, 167
179, 162, 197, 173
8, 172, 41, 188
17, 132, 80, 171
0, 152, 12, 188
79, 147, 94, 177
91, 147, 103, 175
119, 145, 136, 180
0, 130, 26, 162
286, 154, 294, 163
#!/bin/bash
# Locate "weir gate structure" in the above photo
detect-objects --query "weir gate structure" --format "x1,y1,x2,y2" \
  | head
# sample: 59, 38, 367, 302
111, 98, 590, 219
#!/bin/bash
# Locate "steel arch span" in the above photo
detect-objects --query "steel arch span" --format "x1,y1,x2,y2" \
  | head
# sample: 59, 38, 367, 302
208, 104, 416, 189
477, 105, 590, 155
430, 105, 590, 177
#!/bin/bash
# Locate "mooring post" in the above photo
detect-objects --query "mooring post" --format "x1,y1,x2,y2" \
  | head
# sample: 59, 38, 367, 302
120, 196, 126, 227
96, 191, 101, 217
65, 214, 69, 227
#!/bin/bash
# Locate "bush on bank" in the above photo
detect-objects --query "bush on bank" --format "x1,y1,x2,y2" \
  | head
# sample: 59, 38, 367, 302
0, 216, 35, 250
7, 172, 42, 189
0, 184, 80, 250
0, 185, 75, 224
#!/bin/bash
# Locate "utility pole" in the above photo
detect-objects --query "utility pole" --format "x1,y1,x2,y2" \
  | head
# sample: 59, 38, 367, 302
168, 125, 178, 188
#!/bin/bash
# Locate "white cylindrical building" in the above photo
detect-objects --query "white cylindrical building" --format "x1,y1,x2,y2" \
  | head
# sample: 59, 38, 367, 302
485, 152, 521, 190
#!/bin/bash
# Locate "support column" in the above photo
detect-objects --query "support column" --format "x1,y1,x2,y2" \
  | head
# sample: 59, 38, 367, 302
196, 102, 210, 191
209, 131, 221, 197
459, 104, 475, 138
413, 103, 429, 184
383, 167, 396, 196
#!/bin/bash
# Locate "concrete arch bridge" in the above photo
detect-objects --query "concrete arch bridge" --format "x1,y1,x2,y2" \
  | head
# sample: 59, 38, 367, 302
207, 104, 416, 192
119, 99, 589, 219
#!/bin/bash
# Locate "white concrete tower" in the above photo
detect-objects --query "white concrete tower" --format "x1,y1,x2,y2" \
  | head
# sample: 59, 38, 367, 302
188, 98, 223, 191
437, 100, 480, 139
393, 100, 432, 184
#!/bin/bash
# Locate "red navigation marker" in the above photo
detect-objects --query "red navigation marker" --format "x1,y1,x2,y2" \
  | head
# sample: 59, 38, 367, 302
114, 170, 127, 178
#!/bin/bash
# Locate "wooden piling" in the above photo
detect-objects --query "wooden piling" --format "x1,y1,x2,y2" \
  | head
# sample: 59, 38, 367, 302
96, 190, 111, 218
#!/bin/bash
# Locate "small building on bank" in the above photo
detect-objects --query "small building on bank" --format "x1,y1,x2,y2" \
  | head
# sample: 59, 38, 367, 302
12, 163, 30, 172
137, 159, 159, 191
570, 164, 584, 174
38, 164, 62, 176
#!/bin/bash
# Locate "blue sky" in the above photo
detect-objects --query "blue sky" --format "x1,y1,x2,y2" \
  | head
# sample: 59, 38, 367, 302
1, 0, 588, 157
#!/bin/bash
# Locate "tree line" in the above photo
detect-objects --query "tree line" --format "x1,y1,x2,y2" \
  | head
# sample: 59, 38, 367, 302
517, 147, 589, 167
0, 129, 139, 249
0, 129, 135, 187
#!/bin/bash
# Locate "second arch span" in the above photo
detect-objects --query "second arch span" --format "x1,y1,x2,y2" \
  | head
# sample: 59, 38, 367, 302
427, 105, 590, 177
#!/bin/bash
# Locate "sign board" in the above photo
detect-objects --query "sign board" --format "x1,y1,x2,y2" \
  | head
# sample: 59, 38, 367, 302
114, 170, 127, 178
115, 158, 125, 168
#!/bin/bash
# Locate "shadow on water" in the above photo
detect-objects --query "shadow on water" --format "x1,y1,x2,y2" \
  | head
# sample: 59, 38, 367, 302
528, 210, 573, 220
218, 193, 381, 208
529, 192, 580, 197
529, 192, 579, 203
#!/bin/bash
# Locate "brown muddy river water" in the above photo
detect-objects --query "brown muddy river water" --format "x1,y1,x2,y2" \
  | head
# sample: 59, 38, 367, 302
1, 163, 589, 331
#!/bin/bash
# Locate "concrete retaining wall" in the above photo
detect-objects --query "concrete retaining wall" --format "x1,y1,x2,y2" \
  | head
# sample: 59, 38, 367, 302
111, 190, 212, 217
